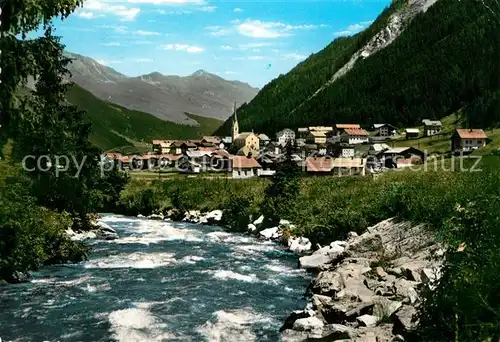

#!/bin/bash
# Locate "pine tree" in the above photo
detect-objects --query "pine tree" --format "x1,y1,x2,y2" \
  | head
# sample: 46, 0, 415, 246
261, 141, 301, 225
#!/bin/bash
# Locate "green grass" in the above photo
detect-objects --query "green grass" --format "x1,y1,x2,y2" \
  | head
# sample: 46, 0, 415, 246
66, 84, 223, 152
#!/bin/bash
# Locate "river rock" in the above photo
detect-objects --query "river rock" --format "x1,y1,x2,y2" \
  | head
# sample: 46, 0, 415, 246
253, 215, 264, 226
247, 224, 257, 232
288, 237, 312, 253
259, 227, 280, 240
393, 305, 418, 333
280, 309, 314, 332
373, 298, 402, 319
311, 271, 344, 296
205, 210, 223, 225
95, 221, 116, 234
148, 213, 164, 220
292, 316, 324, 332
356, 314, 379, 327
299, 253, 335, 270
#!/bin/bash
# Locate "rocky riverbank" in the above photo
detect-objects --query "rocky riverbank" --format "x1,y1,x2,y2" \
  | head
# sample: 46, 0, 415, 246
280, 218, 444, 342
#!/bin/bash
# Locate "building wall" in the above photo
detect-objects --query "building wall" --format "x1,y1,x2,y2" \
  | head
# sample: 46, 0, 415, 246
342, 135, 369, 145
342, 149, 355, 157
232, 168, 259, 178
453, 138, 486, 151
278, 130, 296, 146
379, 127, 389, 136
424, 126, 441, 136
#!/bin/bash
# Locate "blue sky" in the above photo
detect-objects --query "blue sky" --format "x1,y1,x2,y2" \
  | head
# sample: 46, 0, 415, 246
44, 0, 391, 88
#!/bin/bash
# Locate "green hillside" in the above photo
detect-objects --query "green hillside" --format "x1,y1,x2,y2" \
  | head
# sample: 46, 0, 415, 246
66, 84, 223, 153
215, 0, 500, 136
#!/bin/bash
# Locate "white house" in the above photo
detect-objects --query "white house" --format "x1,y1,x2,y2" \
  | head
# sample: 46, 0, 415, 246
368, 143, 391, 155
231, 156, 262, 179
451, 129, 488, 153
372, 124, 398, 138
340, 128, 369, 145
258, 133, 271, 147
422, 119, 443, 137
276, 128, 296, 146
405, 128, 420, 139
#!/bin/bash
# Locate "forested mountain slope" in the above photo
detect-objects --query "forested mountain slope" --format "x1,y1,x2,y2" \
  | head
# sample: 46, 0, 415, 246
215, 0, 500, 136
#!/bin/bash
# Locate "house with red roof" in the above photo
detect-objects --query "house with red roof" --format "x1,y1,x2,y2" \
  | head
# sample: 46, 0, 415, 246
451, 129, 488, 153
230, 155, 262, 178
340, 128, 370, 145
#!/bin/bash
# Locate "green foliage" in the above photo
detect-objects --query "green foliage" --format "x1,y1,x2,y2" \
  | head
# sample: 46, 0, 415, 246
221, 195, 255, 232
261, 153, 301, 225
0, 4, 128, 281
0, 163, 87, 282
215, 0, 500, 136
66, 85, 223, 151
414, 196, 500, 342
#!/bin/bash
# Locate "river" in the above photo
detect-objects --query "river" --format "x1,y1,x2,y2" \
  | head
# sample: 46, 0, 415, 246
0, 214, 311, 342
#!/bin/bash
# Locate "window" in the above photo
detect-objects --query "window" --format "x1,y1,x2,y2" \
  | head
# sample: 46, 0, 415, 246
477, 140, 482, 144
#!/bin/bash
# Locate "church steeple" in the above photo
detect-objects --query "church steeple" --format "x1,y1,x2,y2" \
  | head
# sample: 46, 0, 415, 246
232, 102, 239, 141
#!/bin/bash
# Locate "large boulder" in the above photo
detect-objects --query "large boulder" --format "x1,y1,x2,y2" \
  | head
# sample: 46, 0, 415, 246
205, 210, 223, 225
259, 227, 280, 240
393, 305, 418, 333
292, 316, 324, 332
253, 215, 264, 226
148, 213, 164, 220
288, 237, 312, 253
280, 309, 314, 332
247, 224, 257, 232
94, 221, 118, 240
311, 271, 344, 296
356, 314, 379, 327
299, 254, 335, 271
94, 221, 116, 234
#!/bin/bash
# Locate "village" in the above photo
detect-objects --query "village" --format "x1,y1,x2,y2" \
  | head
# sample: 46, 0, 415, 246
103, 108, 490, 178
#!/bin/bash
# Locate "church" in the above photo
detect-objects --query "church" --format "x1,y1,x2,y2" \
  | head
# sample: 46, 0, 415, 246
230, 103, 260, 157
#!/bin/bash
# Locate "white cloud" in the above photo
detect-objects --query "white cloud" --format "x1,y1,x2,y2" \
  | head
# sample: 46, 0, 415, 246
347, 23, 364, 31
281, 52, 307, 61
160, 44, 204, 53
76, 11, 99, 19
133, 40, 154, 44
233, 8, 243, 12
81, 0, 140, 21
333, 21, 371, 37
236, 20, 324, 39
101, 42, 121, 46
135, 58, 154, 62
135, 30, 161, 35
237, 20, 286, 38
221, 45, 233, 50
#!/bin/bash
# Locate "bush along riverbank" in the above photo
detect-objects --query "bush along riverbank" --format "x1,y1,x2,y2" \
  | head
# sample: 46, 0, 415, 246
114, 155, 500, 341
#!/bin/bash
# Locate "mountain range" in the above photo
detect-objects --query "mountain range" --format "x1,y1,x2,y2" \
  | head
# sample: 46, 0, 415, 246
64, 52, 259, 125
215, 0, 500, 136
